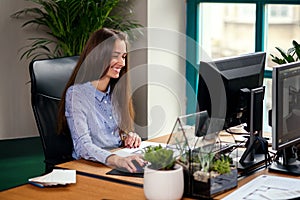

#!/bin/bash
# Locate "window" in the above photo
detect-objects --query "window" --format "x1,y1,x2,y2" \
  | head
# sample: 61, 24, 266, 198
267, 5, 300, 68
199, 3, 256, 59
269, 5, 291, 22
186, 0, 300, 133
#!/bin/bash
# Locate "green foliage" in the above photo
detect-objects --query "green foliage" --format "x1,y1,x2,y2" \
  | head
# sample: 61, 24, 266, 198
198, 152, 215, 173
270, 40, 300, 65
211, 155, 231, 175
189, 150, 232, 174
143, 145, 176, 170
11, 0, 142, 60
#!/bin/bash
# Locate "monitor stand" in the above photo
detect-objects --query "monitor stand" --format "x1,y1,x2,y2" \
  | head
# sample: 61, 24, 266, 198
269, 146, 300, 175
237, 86, 267, 172
269, 160, 300, 175
236, 134, 268, 171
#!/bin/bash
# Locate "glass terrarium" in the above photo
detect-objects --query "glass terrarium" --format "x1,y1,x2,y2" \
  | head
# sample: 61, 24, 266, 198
166, 111, 238, 199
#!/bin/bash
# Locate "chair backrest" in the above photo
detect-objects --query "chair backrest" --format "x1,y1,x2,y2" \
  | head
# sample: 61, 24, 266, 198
29, 56, 79, 172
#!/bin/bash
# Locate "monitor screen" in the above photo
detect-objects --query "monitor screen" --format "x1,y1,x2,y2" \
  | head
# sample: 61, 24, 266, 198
269, 61, 300, 175
197, 52, 266, 132
272, 61, 300, 150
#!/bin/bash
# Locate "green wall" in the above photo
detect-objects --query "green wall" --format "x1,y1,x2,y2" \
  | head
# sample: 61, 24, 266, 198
0, 137, 44, 191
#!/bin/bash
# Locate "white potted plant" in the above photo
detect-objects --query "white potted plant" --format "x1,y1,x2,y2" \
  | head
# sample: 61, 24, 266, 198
143, 145, 184, 200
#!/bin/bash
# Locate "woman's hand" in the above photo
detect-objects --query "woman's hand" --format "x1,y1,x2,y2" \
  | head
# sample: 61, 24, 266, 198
124, 132, 141, 148
106, 154, 145, 173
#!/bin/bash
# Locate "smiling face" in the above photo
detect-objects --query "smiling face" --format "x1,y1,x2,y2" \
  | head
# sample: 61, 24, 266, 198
106, 39, 127, 79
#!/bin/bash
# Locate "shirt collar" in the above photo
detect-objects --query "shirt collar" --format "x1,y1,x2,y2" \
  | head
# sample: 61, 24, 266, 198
94, 84, 110, 102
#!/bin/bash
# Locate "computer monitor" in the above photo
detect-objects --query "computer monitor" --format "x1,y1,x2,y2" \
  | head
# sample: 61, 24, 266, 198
197, 52, 266, 170
269, 61, 300, 175
197, 52, 266, 131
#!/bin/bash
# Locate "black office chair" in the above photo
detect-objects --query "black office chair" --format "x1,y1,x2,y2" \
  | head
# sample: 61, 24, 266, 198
29, 56, 79, 173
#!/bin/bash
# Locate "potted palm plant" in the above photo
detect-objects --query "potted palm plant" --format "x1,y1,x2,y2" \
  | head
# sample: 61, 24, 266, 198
11, 0, 142, 60
143, 145, 184, 200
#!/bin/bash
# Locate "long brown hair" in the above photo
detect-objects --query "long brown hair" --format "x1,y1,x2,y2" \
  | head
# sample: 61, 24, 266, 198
57, 28, 135, 135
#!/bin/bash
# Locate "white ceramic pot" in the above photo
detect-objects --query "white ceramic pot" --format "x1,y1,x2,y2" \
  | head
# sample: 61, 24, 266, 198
143, 164, 184, 200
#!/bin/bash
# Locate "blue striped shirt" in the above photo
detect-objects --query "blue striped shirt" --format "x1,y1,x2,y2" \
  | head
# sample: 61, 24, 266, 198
65, 82, 122, 164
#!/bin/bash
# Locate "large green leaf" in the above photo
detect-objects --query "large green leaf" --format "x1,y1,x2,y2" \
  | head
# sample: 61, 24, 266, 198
293, 40, 300, 61
270, 40, 300, 65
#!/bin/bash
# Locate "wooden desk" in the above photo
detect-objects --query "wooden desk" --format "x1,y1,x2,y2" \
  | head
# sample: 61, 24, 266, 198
3, 130, 300, 200
58, 159, 143, 186
57, 134, 171, 187
0, 174, 146, 200
56, 133, 300, 199
56, 132, 239, 186
3, 167, 298, 200
55, 133, 267, 194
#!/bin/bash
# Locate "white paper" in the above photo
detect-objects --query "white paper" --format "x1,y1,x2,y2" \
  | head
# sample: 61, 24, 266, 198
262, 190, 300, 200
29, 169, 76, 187
222, 175, 300, 200
113, 141, 167, 157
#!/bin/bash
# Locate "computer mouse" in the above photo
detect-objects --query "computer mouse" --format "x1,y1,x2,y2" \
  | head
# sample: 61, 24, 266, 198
131, 159, 145, 174
116, 160, 145, 174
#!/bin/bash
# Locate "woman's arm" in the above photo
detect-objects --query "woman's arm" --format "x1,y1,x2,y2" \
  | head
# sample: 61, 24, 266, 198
65, 85, 113, 163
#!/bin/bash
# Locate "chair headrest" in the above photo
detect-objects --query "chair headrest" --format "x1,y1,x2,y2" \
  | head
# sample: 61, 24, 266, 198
30, 56, 79, 98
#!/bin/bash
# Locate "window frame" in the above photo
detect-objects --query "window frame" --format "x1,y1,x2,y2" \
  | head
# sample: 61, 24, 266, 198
186, 0, 300, 114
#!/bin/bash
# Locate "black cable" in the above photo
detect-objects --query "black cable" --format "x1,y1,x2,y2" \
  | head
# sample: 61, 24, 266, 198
225, 128, 249, 135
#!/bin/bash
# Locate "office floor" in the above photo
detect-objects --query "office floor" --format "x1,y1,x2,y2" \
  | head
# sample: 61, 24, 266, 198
0, 137, 44, 191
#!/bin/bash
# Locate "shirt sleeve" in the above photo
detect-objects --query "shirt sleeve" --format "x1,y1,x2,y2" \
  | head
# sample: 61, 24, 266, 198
65, 86, 113, 164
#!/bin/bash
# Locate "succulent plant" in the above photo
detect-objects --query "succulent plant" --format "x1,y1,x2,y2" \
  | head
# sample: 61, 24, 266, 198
211, 154, 232, 175
143, 145, 176, 170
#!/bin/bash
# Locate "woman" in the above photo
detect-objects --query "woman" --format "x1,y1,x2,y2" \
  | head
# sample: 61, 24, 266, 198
58, 28, 143, 173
